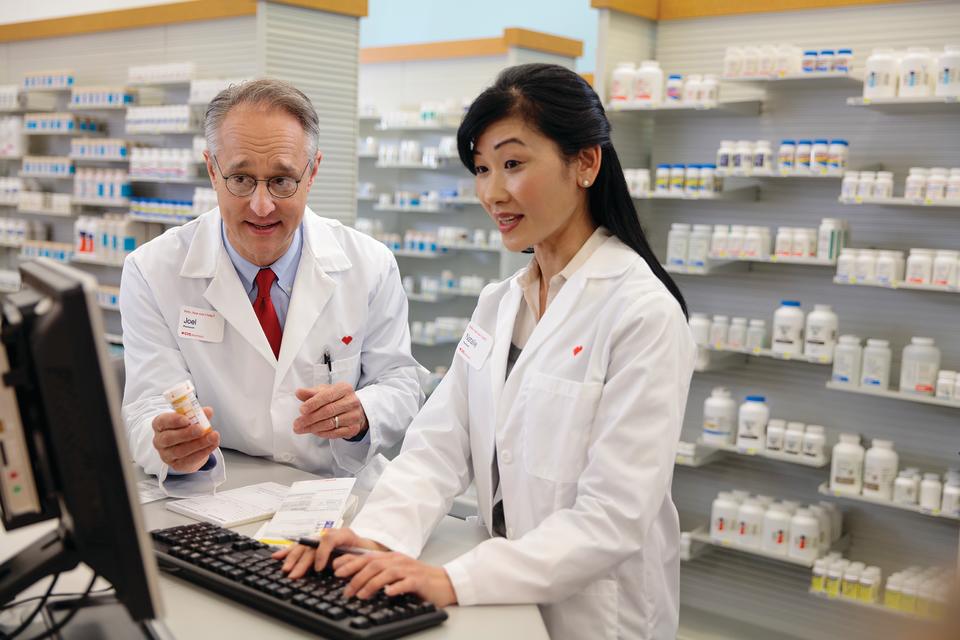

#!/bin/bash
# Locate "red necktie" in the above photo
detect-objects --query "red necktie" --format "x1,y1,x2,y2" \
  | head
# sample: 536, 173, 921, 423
254, 268, 282, 359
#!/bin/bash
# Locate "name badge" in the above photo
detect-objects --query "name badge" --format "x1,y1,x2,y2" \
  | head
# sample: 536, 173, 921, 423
178, 306, 224, 343
456, 322, 492, 370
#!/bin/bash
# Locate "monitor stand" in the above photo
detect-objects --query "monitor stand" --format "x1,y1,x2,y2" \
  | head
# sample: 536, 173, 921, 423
43, 595, 175, 640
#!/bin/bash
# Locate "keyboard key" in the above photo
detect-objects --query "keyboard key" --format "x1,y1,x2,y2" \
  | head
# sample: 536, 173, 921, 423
348, 616, 371, 629
325, 606, 347, 620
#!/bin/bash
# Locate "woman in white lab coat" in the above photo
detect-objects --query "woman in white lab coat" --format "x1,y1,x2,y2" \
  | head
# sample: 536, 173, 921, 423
278, 63, 696, 640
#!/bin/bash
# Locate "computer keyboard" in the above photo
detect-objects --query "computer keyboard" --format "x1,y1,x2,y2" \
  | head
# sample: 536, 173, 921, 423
151, 522, 447, 639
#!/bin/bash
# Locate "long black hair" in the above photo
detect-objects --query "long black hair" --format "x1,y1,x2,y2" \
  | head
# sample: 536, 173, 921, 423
456, 63, 688, 318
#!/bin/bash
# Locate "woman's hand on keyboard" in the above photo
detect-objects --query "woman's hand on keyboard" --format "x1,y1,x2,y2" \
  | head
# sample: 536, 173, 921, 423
274, 527, 386, 580
333, 551, 457, 608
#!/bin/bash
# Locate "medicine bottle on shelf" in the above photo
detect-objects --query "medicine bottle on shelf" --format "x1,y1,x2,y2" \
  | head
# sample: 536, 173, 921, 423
830, 433, 864, 495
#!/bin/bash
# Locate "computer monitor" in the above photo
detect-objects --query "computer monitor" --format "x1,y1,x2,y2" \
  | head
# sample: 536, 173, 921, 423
0, 258, 163, 631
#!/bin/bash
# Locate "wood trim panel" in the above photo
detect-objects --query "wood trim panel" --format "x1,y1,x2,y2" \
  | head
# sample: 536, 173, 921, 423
659, 0, 922, 20
590, 0, 660, 20
0, 0, 366, 43
580, 72, 595, 87
360, 28, 583, 64
503, 28, 583, 58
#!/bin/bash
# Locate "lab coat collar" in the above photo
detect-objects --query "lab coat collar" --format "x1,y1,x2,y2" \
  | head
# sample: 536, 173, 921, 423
182, 207, 353, 373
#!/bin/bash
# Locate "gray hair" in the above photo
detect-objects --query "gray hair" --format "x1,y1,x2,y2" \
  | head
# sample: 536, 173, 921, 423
204, 78, 320, 159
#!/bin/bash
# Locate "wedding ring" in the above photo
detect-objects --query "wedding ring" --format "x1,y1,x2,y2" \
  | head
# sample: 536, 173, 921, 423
334, 415, 340, 430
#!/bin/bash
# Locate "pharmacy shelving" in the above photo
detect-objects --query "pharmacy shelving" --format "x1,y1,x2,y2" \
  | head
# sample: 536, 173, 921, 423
67, 103, 128, 111
356, 195, 378, 202
709, 254, 838, 267
806, 591, 933, 622
636, 187, 758, 202
391, 249, 442, 259
833, 277, 959, 295
104, 332, 124, 346
704, 345, 832, 366
100, 299, 120, 312
127, 80, 192, 89
373, 161, 452, 170
606, 99, 761, 116
846, 95, 959, 112
129, 176, 209, 186
664, 262, 747, 276
374, 123, 459, 132
72, 197, 130, 208
674, 448, 722, 468
0, 239, 23, 249
16, 208, 75, 218
696, 439, 830, 468
18, 172, 74, 180
358, 152, 377, 159
441, 196, 483, 206
838, 196, 960, 209
718, 170, 844, 181
70, 254, 123, 268
439, 243, 501, 254
69, 155, 129, 164
684, 529, 850, 568
817, 482, 960, 523
825, 381, 960, 410
373, 204, 444, 213
125, 128, 201, 136
127, 213, 196, 226
24, 129, 103, 137
722, 72, 861, 86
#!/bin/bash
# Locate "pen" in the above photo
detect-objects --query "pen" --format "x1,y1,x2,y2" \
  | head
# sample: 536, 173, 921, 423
323, 348, 333, 384
289, 537, 375, 555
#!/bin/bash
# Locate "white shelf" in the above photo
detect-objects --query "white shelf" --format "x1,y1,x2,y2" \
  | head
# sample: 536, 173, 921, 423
373, 204, 443, 213
440, 196, 482, 206
664, 263, 745, 276
129, 175, 209, 185
697, 439, 830, 468
0, 240, 23, 249
18, 172, 74, 180
128, 213, 196, 226
356, 195, 378, 202
104, 332, 124, 345
439, 243, 501, 253
635, 187, 757, 202
825, 381, 960, 410
833, 276, 958, 295
374, 123, 459, 132
72, 197, 130, 208
675, 448, 722, 468
817, 482, 960, 523
407, 290, 482, 303
807, 590, 934, 622
718, 169, 844, 180
126, 128, 201, 135
685, 530, 849, 568
358, 152, 377, 159
127, 79, 192, 88
68, 103, 129, 111
846, 95, 959, 112
607, 99, 761, 116
100, 301, 120, 312
70, 254, 124, 267
374, 162, 449, 170
709, 254, 837, 267
705, 345, 833, 366
69, 155, 129, 163
411, 337, 460, 347
0, 155, 23, 161
838, 196, 960, 209
25, 129, 104, 136
723, 72, 860, 85
16, 208, 75, 218
391, 249, 442, 259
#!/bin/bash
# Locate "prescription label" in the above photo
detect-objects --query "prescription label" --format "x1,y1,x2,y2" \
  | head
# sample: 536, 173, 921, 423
456, 322, 492, 370
178, 306, 224, 343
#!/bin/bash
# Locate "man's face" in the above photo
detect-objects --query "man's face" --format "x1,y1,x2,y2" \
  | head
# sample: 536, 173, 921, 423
204, 104, 321, 266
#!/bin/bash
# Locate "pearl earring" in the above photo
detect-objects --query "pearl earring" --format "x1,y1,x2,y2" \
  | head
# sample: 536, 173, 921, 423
582, 179, 590, 186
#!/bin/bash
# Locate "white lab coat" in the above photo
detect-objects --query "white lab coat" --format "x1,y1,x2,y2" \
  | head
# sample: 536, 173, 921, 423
350, 234, 696, 640
121, 208, 424, 494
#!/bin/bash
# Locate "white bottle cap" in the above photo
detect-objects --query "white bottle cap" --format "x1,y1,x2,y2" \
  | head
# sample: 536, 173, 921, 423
838, 335, 861, 345
839, 433, 861, 444
866, 337, 889, 348
163, 380, 195, 403
871, 439, 894, 449
806, 425, 825, 435
813, 304, 833, 312
911, 337, 935, 346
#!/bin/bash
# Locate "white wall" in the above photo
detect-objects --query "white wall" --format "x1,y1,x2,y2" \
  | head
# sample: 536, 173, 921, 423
0, 0, 179, 24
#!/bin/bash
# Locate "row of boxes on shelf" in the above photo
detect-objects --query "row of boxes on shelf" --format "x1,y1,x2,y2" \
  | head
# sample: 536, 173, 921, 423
359, 135, 458, 158
402, 273, 492, 300
0, 117, 25, 157
826, 434, 960, 516
130, 147, 205, 180
609, 61, 720, 106
0, 178, 22, 205
700, 388, 828, 463
71, 137, 129, 159
813, 558, 953, 619
723, 44, 853, 79
18, 191, 72, 215
375, 140, 455, 168
128, 63, 195, 85
410, 317, 469, 346
22, 70, 74, 90
836, 247, 960, 289
129, 188, 217, 223
863, 46, 960, 99
125, 105, 199, 134
690, 301, 839, 361
356, 218, 502, 255
22, 155, 74, 177
98, 285, 121, 310
832, 334, 958, 400
74, 214, 147, 265
0, 269, 20, 292
69, 87, 135, 108
668, 219, 847, 267
24, 113, 103, 133
624, 165, 721, 199
361, 100, 467, 129
716, 139, 849, 177
0, 218, 46, 245
841, 168, 960, 203
709, 490, 843, 562
74, 169, 131, 203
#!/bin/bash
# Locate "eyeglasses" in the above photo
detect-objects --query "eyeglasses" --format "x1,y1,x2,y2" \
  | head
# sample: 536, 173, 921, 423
213, 155, 312, 199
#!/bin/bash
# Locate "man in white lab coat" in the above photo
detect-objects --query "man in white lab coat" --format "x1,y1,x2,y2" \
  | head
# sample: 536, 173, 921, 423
121, 79, 424, 494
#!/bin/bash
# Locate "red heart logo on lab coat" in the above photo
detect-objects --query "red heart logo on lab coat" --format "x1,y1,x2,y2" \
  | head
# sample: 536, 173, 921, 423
573, 345, 583, 356
342, 336, 353, 345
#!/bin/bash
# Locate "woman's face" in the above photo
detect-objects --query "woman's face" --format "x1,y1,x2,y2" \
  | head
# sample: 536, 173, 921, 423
473, 116, 593, 253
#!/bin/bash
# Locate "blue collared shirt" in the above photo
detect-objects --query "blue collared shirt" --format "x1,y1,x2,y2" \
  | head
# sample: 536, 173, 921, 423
221, 221, 303, 328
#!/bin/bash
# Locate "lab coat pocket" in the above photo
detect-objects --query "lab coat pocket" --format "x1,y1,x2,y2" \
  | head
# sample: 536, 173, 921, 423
315, 354, 361, 387
521, 372, 602, 483
546, 577, 619, 640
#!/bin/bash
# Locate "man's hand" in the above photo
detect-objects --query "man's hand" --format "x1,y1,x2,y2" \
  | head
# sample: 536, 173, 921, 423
274, 527, 386, 580
151, 408, 220, 473
294, 383, 368, 440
